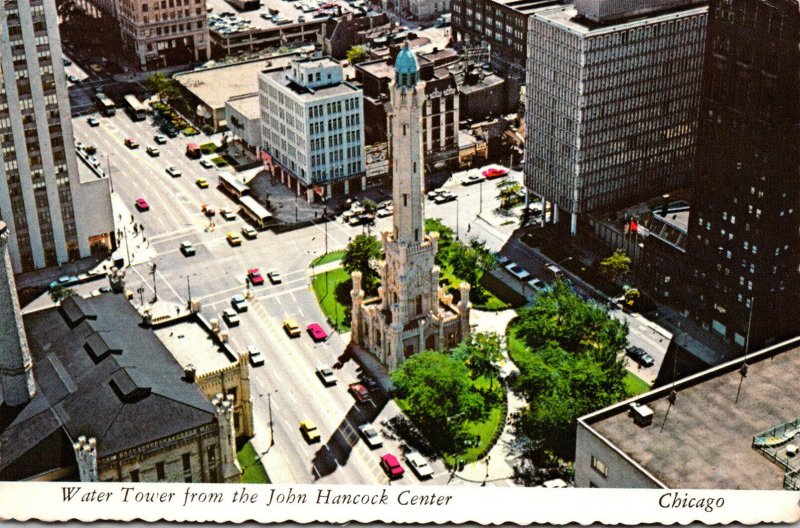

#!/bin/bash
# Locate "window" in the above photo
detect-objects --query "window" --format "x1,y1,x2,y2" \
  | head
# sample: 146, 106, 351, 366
156, 462, 165, 480
182, 453, 192, 483
403, 194, 408, 207
130, 470, 140, 482
590, 455, 608, 477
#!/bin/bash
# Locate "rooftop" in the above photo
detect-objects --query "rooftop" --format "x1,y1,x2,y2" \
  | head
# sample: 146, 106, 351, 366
582, 337, 800, 489
175, 53, 298, 110
266, 67, 360, 99
155, 321, 237, 376
483, 0, 560, 15
532, 3, 708, 35
226, 93, 261, 120
0, 294, 215, 480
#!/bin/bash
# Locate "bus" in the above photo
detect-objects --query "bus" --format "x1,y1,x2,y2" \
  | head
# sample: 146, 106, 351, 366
239, 195, 273, 229
123, 94, 147, 121
95, 93, 116, 116
218, 171, 250, 200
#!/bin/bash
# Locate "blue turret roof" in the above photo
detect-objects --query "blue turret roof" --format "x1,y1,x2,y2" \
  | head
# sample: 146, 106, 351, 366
394, 43, 419, 88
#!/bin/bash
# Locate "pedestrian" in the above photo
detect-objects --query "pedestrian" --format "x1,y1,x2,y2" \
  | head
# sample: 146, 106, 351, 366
131, 214, 134, 223
176, 306, 180, 315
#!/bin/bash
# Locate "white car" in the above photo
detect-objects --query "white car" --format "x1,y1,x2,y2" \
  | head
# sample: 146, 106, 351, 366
247, 344, 265, 367
241, 225, 258, 239
527, 278, 548, 293
376, 206, 393, 218
505, 262, 530, 281
222, 309, 240, 327
231, 294, 248, 312
405, 451, 434, 479
200, 159, 214, 169
268, 270, 282, 284
220, 208, 236, 221
358, 423, 383, 449
316, 366, 336, 386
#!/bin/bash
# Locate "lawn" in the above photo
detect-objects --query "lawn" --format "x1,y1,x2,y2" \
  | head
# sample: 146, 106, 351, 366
438, 260, 510, 311
624, 371, 651, 397
236, 441, 270, 483
311, 267, 350, 333
311, 250, 346, 267
211, 156, 228, 167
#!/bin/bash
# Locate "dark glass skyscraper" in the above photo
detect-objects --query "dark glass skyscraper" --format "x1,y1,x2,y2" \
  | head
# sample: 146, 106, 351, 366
687, 0, 800, 347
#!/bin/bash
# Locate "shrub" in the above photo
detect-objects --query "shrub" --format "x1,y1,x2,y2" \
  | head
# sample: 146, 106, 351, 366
211, 156, 228, 167
201, 124, 216, 135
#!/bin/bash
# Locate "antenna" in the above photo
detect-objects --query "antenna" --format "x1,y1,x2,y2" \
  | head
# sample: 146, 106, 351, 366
661, 322, 681, 432
735, 296, 754, 404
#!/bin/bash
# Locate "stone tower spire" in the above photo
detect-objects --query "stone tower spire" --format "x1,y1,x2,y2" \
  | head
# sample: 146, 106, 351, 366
0, 221, 35, 407
391, 43, 425, 245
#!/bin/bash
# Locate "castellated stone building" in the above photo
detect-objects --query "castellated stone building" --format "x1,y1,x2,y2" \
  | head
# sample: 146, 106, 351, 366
0, 221, 240, 483
350, 45, 471, 371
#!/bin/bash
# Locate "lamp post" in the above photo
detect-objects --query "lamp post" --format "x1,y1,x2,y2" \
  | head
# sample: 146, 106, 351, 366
105, 154, 114, 193
150, 261, 158, 303
455, 196, 460, 240
185, 273, 197, 308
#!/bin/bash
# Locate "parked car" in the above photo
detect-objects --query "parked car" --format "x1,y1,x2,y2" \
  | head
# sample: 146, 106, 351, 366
226, 232, 242, 246
380, 453, 404, 479
527, 277, 548, 294
231, 294, 248, 312
482, 167, 508, 179
300, 420, 321, 443
358, 423, 383, 449
49, 275, 79, 291
268, 270, 282, 284
462, 174, 483, 186
166, 166, 182, 177
241, 225, 258, 239
427, 189, 445, 201
248, 268, 264, 285
307, 322, 327, 341
135, 197, 149, 211
222, 309, 240, 326
67, 74, 79, 83
179, 241, 196, 256
316, 366, 336, 386
349, 382, 370, 402
87, 117, 100, 127
283, 319, 301, 337
146, 146, 160, 157
505, 262, 530, 280
626, 346, 655, 368
196, 177, 209, 189
220, 208, 236, 221
247, 344, 265, 367
199, 159, 214, 169
376, 206, 393, 218
124, 138, 139, 149
154, 134, 167, 144
434, 193, 457, 204
405, 451, 434, 479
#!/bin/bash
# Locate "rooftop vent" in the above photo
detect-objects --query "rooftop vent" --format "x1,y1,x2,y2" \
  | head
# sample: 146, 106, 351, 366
630, 402, 654, 427
109, 370, 151, 403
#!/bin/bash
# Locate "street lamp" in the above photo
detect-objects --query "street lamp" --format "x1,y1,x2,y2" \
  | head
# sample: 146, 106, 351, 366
184, 273, 197, 308
150, 261, 158, 303
455, 196, 460, 240
105, 154, 114, 193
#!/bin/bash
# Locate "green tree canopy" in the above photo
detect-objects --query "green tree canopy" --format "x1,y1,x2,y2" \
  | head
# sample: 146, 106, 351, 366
599, 250, 631, 282
346, 46, 369, 64
342, 233, 381, 291
452, 332, 504, 389
391, 351, 484, 453
50, 286, 75, 303
510, 281, 628, 461
451, 239, 497, 290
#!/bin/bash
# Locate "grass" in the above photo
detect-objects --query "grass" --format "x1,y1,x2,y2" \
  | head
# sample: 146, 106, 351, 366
624, 371, 651, 397
311, 250, 346, 267
200, 142, 218, 154
437, 260, 510, 311
236, 441, 270, 483
311, 267, 350, 333
211, 156, 228, 167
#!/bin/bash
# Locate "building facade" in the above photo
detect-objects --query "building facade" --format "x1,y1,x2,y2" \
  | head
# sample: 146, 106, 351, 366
259, 57, 366, 200
451, 0, 557, 111
524, 2, 707, 235
686, 0, 800, 348
0, 0, 114, 273
397, 0, 450, 20
113, 0, 210, 69
350, 45, 470, 370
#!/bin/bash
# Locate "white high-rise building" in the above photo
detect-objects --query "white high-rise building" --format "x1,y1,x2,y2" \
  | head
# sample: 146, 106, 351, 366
259, 56, 366, 201
350, 45, 470, 370
0, 0, 114, 273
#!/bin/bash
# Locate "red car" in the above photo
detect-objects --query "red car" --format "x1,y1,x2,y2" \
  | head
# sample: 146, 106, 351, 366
349, 382, 370, 402
135, 198, 149, 211
307, 322, 328, 342
380, 454, 404, 479
247, 268, 264, 286
124, 138, 139, 149
482, 167, 508, 179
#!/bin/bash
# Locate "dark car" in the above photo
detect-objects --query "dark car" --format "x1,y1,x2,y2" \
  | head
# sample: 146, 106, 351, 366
626, 346, 655, 368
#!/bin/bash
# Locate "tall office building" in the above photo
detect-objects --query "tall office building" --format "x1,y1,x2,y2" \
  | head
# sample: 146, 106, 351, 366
0, 0, 114, 273
524, 0, 707, 234
259, 56, 365, 200
686, 0, 800, 347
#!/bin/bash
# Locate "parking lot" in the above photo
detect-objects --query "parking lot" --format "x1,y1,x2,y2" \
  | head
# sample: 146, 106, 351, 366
206, 0, 361, 31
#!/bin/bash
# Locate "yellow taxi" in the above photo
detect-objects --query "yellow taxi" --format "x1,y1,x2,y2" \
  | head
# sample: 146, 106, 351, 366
300, 420, 320, 443
196, 177, 209, 188
226, 232, 242, 246
283, 318, 301, 337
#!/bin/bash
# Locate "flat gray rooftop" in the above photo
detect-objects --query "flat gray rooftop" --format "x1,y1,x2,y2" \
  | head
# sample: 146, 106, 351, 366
266, 69, 360, 100
155, 321, 237, 376
533, 4, 707, 35
584, 340, 800, 489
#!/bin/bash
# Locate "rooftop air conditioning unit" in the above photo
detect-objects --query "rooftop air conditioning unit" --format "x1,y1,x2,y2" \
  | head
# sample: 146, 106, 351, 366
630, 402, 654, 427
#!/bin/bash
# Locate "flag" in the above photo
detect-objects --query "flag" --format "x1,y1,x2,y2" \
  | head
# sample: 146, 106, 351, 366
629, 219, 639, 233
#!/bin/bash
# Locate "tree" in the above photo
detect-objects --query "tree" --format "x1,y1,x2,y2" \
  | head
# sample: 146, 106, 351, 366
362, 198, 377, 220
452, 332, 503, 389
599, 250, 631, 282
50, 285, 75, 303
497, 181, 523, 209
451, 239, 496, 290
425, 218, 455, 265
342, 233, 382, 292
346, 46, 369, 65
624, 287, 640, 308
391, 351, 484, 454
510, 281, 628, 461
